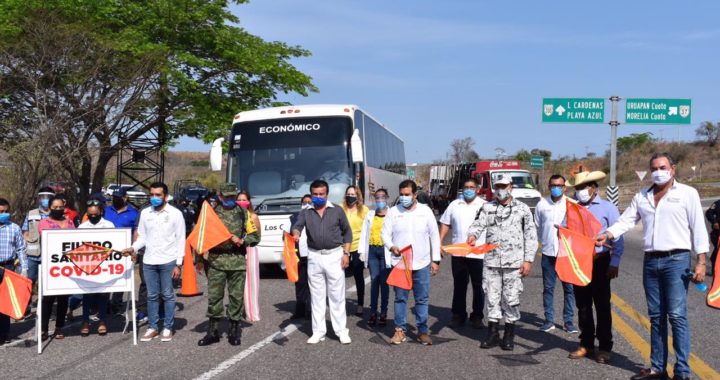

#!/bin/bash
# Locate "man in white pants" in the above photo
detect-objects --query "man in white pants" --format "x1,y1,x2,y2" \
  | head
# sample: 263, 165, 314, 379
292, 180, 353, 344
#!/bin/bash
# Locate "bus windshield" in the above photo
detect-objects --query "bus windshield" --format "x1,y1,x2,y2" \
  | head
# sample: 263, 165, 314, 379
231, 116, 354, 205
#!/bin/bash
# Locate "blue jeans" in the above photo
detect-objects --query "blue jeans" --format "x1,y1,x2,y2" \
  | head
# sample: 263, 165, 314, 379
541, 254, 575, 324
367, 246, 390, 315
27, 256, 41, 284
643, 251, 691, 377
144, 261, 177, 331
394, 265, 430, 334
82, 293, 109, 323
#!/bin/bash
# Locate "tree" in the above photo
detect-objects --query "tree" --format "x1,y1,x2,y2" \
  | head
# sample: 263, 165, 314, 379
448, 137, 480, 163
695, 121, 719, 147
530, 148, 552, 161
0, 0, 316, 209
514, 149, 531, 162
617, 132, 654, 153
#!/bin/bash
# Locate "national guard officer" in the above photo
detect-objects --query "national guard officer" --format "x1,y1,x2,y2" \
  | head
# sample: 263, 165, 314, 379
197, 184, 260, 346
467, 174, 538, 351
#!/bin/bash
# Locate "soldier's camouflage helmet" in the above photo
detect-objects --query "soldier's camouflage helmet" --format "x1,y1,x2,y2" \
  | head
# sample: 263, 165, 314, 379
219, 183, 238, 197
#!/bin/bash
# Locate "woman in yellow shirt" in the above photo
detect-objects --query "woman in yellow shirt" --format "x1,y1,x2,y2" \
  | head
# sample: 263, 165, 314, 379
358, 188, 391, 326
342, 185, 369, 316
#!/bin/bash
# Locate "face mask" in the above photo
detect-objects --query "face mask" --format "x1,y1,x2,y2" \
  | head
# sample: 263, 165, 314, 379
40, 198, 50, 209
651, 170, 672, 186
0, 213, 10, 224
301, 203, 313, 210
237, 200, 251, 209
550, 186, 563, 198
494, 188, 511, 201
150, 196, 164, 208
88, 215, 102, 225
463, 189, 477, 201
222, 199, 236, 209
112, 197, 126, 209
50, 209, 65, 220
345, 196, 357, 205
399, 195, 414, 208
311, 196, 327, 208
375, 201, 387, 210
576, 188, 592, 203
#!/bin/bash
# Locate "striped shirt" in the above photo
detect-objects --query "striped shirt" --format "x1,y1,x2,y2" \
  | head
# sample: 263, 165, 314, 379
0, 222, 27, 270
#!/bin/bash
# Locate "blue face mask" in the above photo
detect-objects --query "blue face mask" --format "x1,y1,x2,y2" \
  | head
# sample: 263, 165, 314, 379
463, 189, 477, 200
550, 186, 563, 198
0, 213, 10, 224
311, 196, 327, 208
399, 195, 414, 208
222, 199, 236, 208
149, 196, 164, 208
40, 198, 50, 209
375, 201, 387, 210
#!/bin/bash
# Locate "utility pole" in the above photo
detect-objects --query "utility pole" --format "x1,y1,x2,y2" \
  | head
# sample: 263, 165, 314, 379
607, 95, 620, 206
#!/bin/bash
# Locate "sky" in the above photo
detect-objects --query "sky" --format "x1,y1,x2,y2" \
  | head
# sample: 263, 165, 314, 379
174, 0, 720, 164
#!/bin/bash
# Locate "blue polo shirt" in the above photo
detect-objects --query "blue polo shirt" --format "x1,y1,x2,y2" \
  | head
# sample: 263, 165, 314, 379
104, 205, 139, 235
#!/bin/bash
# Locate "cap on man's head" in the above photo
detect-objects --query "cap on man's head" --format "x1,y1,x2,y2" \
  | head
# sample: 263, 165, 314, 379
494, 174, 512, 186
90, 192, 108, 203
219, 183, 238, 197
112, 188, 128, 197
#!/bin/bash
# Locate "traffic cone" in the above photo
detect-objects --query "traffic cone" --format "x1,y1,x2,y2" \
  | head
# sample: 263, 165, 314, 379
177, 243, 202, 297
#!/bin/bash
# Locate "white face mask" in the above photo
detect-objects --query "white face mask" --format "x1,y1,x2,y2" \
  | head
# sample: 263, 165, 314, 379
651, 170, 672, 186
301, 203, 312, 210
494, 188, 511, 201
576, 188, 592, 204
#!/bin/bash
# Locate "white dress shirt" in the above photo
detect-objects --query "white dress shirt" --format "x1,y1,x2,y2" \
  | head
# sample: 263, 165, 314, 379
78, 218, 116, 229
606, 180, 709, 255
534, 195, 568, 257
382, 202, 441, 270
132, 205, 187, 265
439, 196, 486, 259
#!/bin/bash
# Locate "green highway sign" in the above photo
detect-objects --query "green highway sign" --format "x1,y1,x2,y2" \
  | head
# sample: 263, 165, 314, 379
542, 98, 605, 123
625, 98, 691, 124
530, 155, 544, 169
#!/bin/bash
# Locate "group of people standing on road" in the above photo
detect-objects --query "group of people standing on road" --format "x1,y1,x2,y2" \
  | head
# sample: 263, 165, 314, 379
0, 151, 715, 380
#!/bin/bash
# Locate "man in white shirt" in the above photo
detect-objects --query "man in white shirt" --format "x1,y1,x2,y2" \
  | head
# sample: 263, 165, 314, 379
122, 182, 186, 343
439, 178, 486, 329
534, 174, 577, 334
597, 153, 709, 380
382, 180, 441, 346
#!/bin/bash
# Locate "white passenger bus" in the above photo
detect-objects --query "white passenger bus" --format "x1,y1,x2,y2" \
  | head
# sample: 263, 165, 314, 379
210, 104, 406, 265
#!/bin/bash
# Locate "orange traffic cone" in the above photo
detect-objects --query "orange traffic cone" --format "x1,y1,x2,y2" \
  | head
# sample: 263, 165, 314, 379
177, 243, 203, 297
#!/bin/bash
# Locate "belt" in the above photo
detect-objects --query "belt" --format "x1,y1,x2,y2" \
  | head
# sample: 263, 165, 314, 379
309, 247, 343, 255
644, 249, 688, 258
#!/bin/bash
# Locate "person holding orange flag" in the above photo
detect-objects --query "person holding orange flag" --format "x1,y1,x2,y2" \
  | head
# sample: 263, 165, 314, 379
0, 197, 28, 344
566, 170, 623, 365
382, 180, 441, 346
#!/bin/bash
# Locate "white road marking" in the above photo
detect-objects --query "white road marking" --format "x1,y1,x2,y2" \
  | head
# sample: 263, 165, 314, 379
194, 275, 372, 379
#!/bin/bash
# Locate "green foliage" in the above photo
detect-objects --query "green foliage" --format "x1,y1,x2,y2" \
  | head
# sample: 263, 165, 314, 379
617, 133, 655, 153
190, 160, 210, 167
530, 148, 552, 161
695, 121, 719, 147
514, 149, 531, 162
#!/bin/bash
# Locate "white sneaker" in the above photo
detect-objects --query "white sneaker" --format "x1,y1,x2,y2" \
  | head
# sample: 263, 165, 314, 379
140, 328, 158, 342
306, 334, 326, 344
339, 331, 352, 345
160, 328, 173, 342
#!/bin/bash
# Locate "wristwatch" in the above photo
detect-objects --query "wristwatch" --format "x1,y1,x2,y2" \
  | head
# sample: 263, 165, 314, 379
433, 260, 441, 265
343, 251, 351, 257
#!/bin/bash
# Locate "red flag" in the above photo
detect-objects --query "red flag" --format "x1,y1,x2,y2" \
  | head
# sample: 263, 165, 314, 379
0, 268, 32, 320
556, 226, 594, 286
282, 232, 299, 283
566, 199, 603, 238
708, 237, 720, 309
64, 243, 112, 275
442, 242, 497, 257
387, 245, 413, 290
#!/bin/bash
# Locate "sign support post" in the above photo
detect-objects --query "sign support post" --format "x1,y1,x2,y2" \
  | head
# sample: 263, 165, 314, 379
607, 95, 620, 206
37, 264, 42, 354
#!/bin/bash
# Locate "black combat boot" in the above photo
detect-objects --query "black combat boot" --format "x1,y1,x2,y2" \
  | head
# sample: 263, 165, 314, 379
480, 321, 500, 349
228, 320, 242, 346
197, 318, 220, 346
500, 323, 515, 351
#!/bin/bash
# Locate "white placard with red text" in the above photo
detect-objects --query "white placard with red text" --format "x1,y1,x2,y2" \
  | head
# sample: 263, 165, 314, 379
41, 228, 132, 296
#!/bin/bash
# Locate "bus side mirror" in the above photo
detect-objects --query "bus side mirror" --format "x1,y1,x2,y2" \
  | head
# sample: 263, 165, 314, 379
351, 129, 364, 163
210, 137, 224, 171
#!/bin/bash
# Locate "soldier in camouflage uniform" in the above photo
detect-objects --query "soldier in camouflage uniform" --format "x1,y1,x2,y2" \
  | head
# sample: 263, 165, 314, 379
198, 184, 260, 347
467, 174, 538, 351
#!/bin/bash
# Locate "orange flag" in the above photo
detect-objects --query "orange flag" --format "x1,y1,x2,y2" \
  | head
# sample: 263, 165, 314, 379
708, 237, 720, 309
556, 226, 594, 286
0, 268, 32, 320
64, 243, 113, 275
282, 232, 299, 283
442, 242, 498, 257
566, 199, 603, 238
387, 245, 413, 290
187, 201, 233, 254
